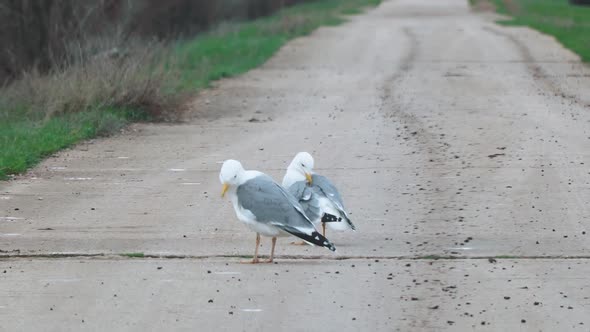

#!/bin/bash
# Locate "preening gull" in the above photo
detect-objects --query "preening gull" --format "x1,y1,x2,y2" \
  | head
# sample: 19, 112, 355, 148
220, 159, 336, 263
282, 152, 356, 237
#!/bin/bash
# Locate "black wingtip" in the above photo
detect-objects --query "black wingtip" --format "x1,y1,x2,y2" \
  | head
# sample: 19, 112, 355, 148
321, 213, 339, 223
322, 213, 356, 232
286, 229, 336, 252
319, 233, 337, 252
308, 231, 337, 252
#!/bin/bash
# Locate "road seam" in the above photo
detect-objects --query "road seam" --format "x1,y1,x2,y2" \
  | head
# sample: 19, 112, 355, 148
2, 253, 590, 261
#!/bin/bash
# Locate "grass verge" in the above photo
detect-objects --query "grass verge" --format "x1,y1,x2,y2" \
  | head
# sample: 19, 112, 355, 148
476, 0, 590, 62
120, 252, 146, 258
0, 109, 146, 178
173, 0, 382, 90
0, 0, 381, 180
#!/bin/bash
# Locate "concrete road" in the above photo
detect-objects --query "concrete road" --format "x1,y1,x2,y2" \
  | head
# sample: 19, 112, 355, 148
2, 0, 590, 330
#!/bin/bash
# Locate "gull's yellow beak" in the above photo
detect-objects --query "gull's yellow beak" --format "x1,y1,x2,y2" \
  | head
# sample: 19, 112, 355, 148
305, 173, 313, 184
221, 183, 229, 198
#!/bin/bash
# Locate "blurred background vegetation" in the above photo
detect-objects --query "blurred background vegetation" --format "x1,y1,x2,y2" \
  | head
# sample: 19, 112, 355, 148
471, 0, 590, 62
0, 0, 312, 83
0, 0, 380, 180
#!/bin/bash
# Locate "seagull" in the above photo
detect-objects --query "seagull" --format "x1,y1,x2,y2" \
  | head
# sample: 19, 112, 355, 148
282, 152, 356, 237
219, 159, 336, 263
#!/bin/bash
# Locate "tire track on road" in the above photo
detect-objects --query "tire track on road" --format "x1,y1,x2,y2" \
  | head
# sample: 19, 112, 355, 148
483, 26, 590, 108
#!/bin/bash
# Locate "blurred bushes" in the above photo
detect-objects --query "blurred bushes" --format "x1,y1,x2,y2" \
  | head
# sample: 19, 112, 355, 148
0, 0, 312, 83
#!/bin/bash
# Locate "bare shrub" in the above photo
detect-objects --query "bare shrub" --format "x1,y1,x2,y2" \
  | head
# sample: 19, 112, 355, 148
0, 0, 126, 82
1, 38, 182, 121
0, 0, 315, 122
502, 0, 521, 14
262, 14, 313, 35
0, 0, 312, 83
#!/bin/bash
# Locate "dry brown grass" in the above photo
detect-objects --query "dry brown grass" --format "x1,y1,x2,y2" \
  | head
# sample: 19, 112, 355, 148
0, 0, 311, 83
263, 14, 313, 35
1, 38, 183, 121
502, 0, 521, 14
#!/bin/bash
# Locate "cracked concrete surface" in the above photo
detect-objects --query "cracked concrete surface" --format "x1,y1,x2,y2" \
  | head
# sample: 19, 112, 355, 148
1, 0, 590, 330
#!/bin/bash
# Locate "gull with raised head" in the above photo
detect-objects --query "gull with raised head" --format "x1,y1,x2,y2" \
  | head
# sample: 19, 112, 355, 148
282, 152, 356, 237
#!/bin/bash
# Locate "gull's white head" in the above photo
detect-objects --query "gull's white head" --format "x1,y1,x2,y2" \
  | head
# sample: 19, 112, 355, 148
219, 159, 245, 197
288, 152, 315, 184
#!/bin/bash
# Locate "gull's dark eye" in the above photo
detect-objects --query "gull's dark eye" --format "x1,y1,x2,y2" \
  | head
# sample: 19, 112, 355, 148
301, 163, 305, 167
233, 175, 237, 179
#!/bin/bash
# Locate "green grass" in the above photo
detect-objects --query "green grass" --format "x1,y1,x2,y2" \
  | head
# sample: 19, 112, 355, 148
0, 0, 381, 180
173, 0, 381, 90
120, 252, 146, 258
0, 109, 146, 179
489, 0, 590, 61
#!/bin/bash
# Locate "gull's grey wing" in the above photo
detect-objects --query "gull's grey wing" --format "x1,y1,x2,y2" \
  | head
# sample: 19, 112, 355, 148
237, 175, 335, 251
311, 174, 346, 212
312, 174, 356, 230
286, 180, 321, 222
